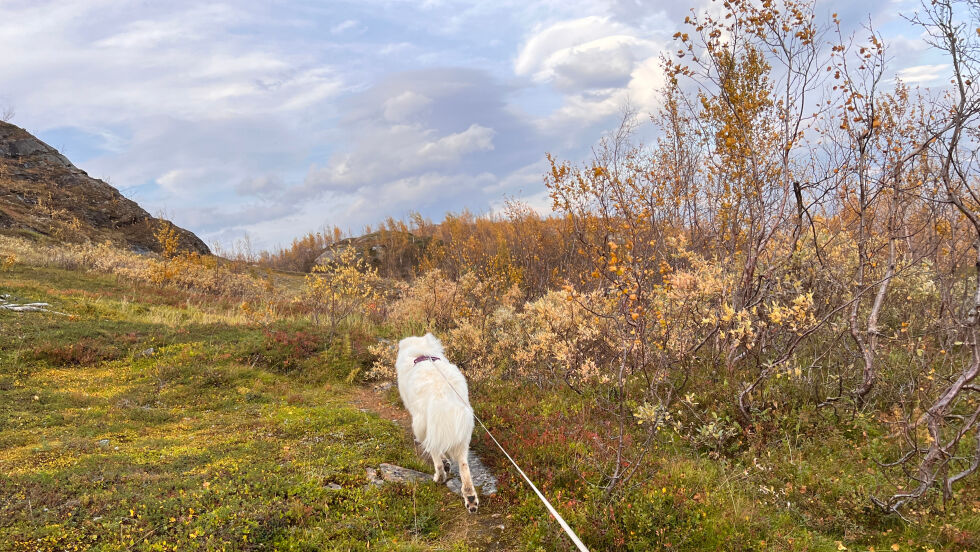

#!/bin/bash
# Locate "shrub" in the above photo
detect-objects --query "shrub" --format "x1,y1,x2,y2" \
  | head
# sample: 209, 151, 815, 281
303, 244, 384, 334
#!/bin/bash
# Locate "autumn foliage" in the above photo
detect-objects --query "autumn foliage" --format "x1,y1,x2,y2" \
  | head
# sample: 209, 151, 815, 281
347, 0, 980, 518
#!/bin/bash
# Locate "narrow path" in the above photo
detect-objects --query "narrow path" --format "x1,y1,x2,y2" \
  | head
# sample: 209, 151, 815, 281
351, 385, 516, 551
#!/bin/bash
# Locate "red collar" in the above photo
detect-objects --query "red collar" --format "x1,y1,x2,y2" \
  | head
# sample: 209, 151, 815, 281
414, 355, 440, 365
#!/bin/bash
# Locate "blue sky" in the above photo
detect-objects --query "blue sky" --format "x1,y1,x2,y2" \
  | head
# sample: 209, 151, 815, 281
0, 0, 952, 251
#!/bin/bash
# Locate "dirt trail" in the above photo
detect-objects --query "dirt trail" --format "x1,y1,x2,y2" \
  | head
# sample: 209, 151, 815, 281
351, 385, 517, 551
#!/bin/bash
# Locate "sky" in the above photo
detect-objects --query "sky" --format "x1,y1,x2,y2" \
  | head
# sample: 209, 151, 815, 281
0, 0, 953, 251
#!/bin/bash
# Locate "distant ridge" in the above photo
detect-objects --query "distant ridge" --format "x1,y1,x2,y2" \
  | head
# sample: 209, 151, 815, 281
0, 121, 209, 255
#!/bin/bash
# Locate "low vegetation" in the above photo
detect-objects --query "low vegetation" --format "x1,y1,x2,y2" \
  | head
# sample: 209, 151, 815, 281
0, 254, 498, 551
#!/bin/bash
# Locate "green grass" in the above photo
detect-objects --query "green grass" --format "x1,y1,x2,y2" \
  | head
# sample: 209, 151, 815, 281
0, 265, 479, 551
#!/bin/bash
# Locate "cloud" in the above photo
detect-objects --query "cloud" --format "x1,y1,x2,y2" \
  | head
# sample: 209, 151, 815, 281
0, 1, 344, 130
515, 17, 632, 83
236, 174, 285, 198
157, 167, 228, 196
383, 90, 433, 122
896, 64, 950, 85
182, 202, 297, 233
344, 171, 498, 215
304, 68, 536, 195
70, 113, 326, 240
514, 16, 666, 133
418, 124, 495, 160
80, 115, 315, 190
306, 122, 496, 191
549, 37, 638, 91
281, 67, 555, 243
330, 19, 363, 35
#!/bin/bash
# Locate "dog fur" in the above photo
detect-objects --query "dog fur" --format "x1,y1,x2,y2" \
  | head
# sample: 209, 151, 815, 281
396, 333, 479, 513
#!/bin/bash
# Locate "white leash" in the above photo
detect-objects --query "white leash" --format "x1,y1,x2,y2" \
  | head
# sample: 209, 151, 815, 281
428, 360, 590, 552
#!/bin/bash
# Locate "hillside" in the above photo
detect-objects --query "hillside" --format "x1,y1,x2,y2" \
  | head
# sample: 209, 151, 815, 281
2, 234, 979, 551
0, 121, 208, 255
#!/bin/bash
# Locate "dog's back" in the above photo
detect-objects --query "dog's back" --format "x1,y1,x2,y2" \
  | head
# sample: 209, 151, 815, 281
396, 333, 473, 458
395, 333, 481, 513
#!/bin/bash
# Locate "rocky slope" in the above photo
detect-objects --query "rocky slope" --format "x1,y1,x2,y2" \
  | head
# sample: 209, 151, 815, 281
0, 121, 209, 254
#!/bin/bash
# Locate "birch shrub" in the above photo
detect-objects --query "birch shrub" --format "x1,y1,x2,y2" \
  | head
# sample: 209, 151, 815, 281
303, 244, 384, 334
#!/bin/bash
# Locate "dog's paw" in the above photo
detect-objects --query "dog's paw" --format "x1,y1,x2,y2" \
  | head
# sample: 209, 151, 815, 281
464, 494, 479, 513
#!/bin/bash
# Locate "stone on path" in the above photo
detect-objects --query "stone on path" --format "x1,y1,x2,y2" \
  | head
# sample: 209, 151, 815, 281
378, 462, 431, 483
445, 450, 498, 496
365, 456, 498, 497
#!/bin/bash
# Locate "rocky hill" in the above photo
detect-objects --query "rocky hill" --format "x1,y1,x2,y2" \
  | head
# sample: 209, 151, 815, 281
0, 121, 209, 255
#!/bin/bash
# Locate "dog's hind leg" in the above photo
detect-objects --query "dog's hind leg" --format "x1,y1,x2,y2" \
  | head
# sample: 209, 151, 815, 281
412, 416, 426, 447
431, 452, 448, 483
451, 444, 479, 513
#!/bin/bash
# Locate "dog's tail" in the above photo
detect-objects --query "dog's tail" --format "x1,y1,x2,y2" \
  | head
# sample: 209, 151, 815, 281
421, 395, 474, 458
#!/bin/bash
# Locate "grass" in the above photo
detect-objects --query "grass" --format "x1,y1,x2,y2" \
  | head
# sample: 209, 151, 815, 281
0, 264, 482, 551
2, 260, 979, 551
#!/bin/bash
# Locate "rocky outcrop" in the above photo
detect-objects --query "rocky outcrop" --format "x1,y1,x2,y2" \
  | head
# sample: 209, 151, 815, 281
314, 230, 434, 277
0, 121, 209, 255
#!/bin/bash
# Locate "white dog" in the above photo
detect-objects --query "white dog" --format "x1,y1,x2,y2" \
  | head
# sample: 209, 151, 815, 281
396, 333, 479, 513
